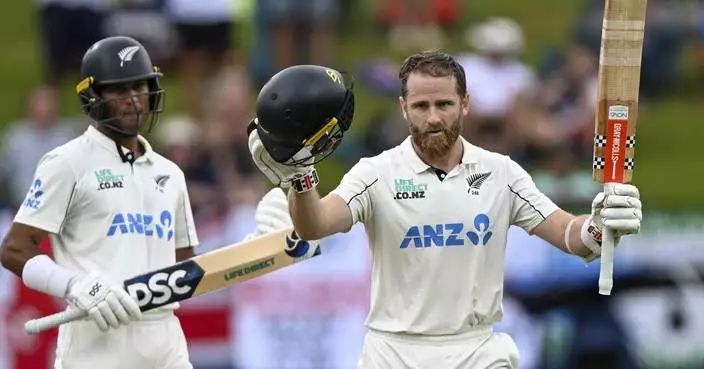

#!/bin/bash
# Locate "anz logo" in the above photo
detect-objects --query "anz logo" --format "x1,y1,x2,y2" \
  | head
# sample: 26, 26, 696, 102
400, 214, 493, 248
23, 179, 44, 210
106, 210, 174, 241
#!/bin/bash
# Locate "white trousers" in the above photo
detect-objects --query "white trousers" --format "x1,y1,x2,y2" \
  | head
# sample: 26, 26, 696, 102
54, 313, 192, 369
357, 326, 520, 369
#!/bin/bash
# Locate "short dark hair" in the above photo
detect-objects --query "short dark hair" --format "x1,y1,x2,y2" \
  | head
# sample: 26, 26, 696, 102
398, 50, 467, 98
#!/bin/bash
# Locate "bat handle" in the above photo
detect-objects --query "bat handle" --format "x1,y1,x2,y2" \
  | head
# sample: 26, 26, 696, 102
24, 309, 87, 335
599, 224, 615, 295
598, 182, 618, 295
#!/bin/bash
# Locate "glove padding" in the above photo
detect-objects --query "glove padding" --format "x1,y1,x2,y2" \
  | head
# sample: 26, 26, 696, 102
581, 183, 642, 256
248, 122, 313, 189
255, 187, 293, 236
66, 271, 142, 332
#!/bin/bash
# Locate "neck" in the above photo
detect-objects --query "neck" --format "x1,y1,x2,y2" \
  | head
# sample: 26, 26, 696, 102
95, 124, 143, 156
412, 138, 463, 173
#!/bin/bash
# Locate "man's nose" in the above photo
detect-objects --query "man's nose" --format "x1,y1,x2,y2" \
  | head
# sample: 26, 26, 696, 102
127, 92, 142, 109
427, 107, 442, 124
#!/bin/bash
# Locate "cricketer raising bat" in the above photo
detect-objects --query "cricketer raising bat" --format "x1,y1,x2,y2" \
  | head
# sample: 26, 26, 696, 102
24, 228, 321, 334
593, 0, 647, 295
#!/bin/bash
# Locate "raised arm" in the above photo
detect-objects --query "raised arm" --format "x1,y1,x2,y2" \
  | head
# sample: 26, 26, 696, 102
288, 189, 352, 241
507, 157, 641, 261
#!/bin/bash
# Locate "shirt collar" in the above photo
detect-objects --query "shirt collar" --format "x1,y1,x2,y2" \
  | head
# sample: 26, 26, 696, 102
400, 136, 480, 174
85, 125, 155, 163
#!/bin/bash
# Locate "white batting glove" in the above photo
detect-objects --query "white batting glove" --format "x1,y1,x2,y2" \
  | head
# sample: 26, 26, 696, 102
255, 187, 293, 236
65, 271, 142, 332
248, 122, 319, 192
580, 184, 642, 256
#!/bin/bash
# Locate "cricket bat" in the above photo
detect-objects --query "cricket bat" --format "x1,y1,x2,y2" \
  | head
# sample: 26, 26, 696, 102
24, 228, 322, 334
593, 0, 647, 295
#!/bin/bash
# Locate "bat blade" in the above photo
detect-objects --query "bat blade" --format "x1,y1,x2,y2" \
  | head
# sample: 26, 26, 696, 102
593, 0, 647, 184
24, 228, 321, 334
593, 0, 647, 296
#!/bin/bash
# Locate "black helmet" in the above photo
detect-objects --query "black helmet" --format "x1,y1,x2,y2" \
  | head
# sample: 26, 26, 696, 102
250, 65, 355, 166
76, 36, 165, 136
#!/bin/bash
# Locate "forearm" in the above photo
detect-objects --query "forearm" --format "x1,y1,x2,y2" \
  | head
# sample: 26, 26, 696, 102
563, 214, 595, 258
0, 234, 42, 278
1, 235, 78, 298
288, 188, 326, 240
533, 211, 596, 259
176, 247, 196, 262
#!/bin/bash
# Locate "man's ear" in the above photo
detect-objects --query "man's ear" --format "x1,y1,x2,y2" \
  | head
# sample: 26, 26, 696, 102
461, 93, 470, 117
399, 96, 408, 120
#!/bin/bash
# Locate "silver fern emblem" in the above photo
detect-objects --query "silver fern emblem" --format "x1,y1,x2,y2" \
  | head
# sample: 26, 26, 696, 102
118, 46, 140, 67
466, 172, 491, 194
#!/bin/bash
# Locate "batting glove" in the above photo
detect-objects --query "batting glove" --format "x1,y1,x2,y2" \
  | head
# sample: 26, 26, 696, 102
581, 183, 642, 256
65, 271, 142, 332
248, 121, 319, 193
254, 187, 293, 236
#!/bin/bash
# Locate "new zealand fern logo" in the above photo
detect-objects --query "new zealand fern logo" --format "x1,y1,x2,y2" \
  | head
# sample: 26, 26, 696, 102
466, 172, 491, 196
118, 46, 140, 67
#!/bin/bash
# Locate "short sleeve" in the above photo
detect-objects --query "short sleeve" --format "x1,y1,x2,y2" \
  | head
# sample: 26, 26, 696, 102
14, 153, 77, 233
507, 158, 559, 233
174, 172, 199, 249
330, 158, 379, 226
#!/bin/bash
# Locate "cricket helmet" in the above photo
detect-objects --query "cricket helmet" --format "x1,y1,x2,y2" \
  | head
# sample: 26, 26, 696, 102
250, 64, 355, 166
76, 36, 165, 136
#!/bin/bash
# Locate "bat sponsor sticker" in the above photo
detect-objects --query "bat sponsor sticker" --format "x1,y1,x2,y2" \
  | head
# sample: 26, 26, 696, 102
604, 105, 629, 182
124, 261, 204, 310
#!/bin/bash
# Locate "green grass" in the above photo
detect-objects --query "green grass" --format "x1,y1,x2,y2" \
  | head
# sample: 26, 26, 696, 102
1, 1, 702, 211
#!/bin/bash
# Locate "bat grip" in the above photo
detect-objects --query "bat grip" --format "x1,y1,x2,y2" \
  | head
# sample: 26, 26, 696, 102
599, 224, 615, 295
24, 309, 87, 335
598, 182, 618, 295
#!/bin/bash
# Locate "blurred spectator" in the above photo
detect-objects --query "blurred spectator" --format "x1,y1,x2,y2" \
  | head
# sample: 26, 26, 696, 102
334, 108, 408, 166
165, 0, 237, 121
258, 0, 339, 71
0, 85, 81, 211
531, 143, 601, 210
102, 0, 176, 67
574, 0, 694, 98
376, 0, 460, 29
200, 66, 267, 208
696, 12, 704, 79
455, 17, 538, 155
357, 110, 408, 158
156, 115, 220, 223
381, 0, 447, 53
37, 0, 108, 86
508, 42, 598, 166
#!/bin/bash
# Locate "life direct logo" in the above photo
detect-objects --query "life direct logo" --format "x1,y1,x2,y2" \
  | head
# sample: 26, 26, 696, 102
400, 214, 493, 248
106, 210, 174, 241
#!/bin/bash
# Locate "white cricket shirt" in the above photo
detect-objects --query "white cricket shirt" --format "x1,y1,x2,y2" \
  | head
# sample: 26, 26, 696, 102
331, 136, 558, 335
14, 126, 199, 310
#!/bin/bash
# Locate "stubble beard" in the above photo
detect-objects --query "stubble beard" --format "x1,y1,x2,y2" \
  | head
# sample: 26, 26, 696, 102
410, 117, 462, 160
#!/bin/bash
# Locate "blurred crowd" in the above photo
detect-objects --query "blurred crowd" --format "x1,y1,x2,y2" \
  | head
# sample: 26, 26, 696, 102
2, 0, 704, 217
1, 0, 704, 368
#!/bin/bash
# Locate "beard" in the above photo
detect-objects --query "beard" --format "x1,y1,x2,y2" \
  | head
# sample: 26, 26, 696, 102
409, 117, 462, 160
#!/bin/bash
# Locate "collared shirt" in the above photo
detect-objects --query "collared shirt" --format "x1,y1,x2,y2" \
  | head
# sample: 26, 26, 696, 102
331, 136, 558, 335
14, 126, 198, 310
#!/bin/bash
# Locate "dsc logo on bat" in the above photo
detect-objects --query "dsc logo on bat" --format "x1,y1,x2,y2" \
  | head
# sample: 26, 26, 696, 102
124, 261, 204, 310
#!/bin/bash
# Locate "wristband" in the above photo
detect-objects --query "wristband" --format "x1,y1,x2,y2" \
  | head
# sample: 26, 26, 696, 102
580, 216, 603, 256
564, 217, 578, 255
22, 254, 79, 298
291, 168, 319, 193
